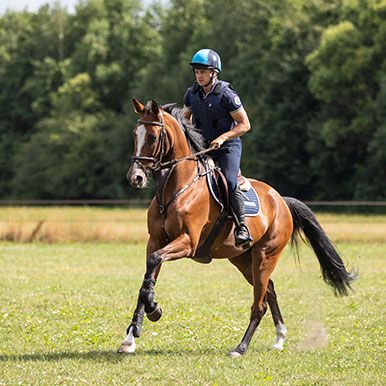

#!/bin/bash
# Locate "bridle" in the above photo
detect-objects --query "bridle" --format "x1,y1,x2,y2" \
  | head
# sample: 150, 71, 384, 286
129, 110, 216, 240
131, 112, 214, 174
131, 113, 168, 173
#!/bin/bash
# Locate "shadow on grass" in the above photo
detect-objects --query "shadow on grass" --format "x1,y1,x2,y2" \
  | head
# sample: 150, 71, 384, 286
0, 347, 224, 362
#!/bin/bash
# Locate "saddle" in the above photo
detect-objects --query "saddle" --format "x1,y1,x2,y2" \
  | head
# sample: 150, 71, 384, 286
204, 157, 252, 211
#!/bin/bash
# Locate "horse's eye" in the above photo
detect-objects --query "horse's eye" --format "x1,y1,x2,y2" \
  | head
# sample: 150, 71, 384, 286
148, 134, 157, 144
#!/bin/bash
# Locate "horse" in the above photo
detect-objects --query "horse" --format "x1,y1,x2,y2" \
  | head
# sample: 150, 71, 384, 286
118, 98, 356, 357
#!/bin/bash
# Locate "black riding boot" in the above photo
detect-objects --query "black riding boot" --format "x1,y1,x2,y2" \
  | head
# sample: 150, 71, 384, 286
230, 186, 252, 247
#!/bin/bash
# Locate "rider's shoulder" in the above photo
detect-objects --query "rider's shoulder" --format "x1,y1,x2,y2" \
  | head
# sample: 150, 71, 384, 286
223, 81, 238, 94
217, 81, 242, 110
184, 83, 199, 105
186, 82, 200, 94
214, 81, 238, 95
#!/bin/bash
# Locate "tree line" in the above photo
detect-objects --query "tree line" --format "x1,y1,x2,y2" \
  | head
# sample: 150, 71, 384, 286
0, 0, 385, 200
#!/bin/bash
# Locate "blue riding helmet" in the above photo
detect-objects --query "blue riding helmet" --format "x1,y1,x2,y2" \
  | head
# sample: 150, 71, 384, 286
189, 49, 222, 73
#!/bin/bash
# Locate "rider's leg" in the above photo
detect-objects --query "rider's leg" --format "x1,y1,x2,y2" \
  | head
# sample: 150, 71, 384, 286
212, 145, 252, 247
229, 185, 252, 246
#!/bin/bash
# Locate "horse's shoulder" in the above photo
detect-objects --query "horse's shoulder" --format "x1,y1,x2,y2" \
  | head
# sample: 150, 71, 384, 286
147, 198, 161, 218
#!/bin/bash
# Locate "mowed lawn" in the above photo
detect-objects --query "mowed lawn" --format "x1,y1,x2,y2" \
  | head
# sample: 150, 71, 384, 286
0, 239, 385, 385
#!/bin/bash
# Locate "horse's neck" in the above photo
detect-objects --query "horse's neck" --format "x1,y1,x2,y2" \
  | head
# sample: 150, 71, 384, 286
158, 117, 198, 196
165, 117, 192, 160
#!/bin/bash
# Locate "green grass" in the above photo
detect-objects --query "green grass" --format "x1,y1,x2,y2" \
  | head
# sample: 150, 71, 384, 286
0, 241, 385, 385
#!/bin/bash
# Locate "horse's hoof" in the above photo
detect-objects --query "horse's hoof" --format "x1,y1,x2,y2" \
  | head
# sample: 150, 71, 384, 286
147, 306, 162, 322
228, 350, 242, 358
228, 345, 246, 358
272, 342, 284, 351
117, 342, 136, 354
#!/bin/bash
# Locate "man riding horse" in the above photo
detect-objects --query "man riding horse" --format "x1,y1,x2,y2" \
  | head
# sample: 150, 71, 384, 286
183, 48, 253, 248
119, 49, 356, 357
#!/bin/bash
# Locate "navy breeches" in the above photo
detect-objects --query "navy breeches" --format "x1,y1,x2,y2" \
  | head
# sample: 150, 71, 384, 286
209, 143, 242, 192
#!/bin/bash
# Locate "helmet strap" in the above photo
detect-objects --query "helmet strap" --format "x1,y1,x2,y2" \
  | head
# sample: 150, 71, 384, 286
202, 71, 216, 87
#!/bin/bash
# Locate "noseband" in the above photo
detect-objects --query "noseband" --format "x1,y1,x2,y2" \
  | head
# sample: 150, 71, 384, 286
131, 114, 168, 173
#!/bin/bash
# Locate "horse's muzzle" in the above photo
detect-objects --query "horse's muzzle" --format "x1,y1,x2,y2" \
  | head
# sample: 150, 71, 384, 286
131, 174, 146, 188
127, 165, 147, 188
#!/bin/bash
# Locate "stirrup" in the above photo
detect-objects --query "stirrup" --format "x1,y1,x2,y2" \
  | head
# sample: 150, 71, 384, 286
234, 224, 252, 248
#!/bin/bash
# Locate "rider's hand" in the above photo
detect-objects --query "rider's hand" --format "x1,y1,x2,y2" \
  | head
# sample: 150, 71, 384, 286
210, 137, 225, 150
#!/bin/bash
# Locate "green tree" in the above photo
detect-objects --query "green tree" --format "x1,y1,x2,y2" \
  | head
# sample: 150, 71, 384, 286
0, 5, 70, 196
5, 0, 160, 199
306, 0, 386, 199
236, 0, 341, 198
2, 0, 385, 200
12, 111, 133, 199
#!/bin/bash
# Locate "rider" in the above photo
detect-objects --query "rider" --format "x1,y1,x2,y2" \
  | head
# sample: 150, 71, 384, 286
183, 48, 252, 247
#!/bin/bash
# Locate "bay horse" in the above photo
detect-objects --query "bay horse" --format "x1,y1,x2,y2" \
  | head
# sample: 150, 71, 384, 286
118, 98, 356, 357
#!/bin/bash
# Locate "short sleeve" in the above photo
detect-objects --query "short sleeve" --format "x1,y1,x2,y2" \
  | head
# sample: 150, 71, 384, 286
221, 86, 243, 113
183, 88, 192, 107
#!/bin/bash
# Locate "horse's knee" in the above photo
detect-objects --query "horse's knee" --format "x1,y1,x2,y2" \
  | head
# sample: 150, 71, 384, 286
146, 251, 162, 273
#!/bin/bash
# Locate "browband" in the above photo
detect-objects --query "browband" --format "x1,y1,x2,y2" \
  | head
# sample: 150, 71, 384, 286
137, 119, 164, 127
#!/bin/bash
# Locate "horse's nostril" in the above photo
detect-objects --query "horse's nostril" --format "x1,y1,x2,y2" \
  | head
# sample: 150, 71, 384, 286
130, 174, 144, 187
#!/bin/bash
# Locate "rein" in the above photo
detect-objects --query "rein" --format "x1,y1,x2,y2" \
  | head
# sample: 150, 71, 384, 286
157, 146, 214, 169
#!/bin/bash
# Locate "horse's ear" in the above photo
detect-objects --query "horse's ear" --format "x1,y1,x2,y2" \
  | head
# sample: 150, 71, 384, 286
132, 98, 144, 114
150, 99, 160, 116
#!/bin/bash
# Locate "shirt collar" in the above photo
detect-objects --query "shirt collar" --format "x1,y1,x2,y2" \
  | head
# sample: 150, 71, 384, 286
200, 80, 219, 98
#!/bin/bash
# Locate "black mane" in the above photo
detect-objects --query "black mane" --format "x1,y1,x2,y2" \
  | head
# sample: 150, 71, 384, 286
162, 103, 207, 152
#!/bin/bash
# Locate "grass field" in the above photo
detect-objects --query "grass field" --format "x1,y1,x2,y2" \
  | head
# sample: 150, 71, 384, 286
0, 236, 385, 384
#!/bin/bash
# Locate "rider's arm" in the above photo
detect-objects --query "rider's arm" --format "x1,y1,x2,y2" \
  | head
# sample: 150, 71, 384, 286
210, 107, 250, 149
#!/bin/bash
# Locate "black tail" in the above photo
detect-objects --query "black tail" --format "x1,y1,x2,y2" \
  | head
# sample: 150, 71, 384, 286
284, 197, 357, 296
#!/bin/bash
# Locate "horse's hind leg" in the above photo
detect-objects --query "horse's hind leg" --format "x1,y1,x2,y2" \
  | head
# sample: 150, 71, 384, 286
229, 246, 283, 357
229, 254, 287, 352
267, 279, 287, 350
229, 250, 253, 284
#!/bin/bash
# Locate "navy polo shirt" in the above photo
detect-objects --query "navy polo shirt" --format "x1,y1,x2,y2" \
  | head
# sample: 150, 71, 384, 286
183, 80, 243, 145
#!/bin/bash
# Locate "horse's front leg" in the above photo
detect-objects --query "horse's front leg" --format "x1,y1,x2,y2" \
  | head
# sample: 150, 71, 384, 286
117, 263, 162, 354
141, 233, 193, 318
117, 298, 144, 354
118, 233, 193, 354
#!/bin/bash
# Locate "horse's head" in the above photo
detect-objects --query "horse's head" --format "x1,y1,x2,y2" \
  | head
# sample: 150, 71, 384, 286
127, 98, 167, 188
